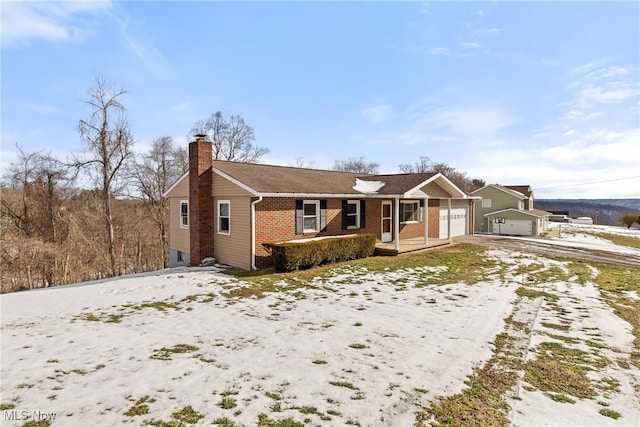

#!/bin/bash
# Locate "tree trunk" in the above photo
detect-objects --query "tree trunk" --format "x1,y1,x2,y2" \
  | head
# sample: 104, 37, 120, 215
103, 190, 116, 277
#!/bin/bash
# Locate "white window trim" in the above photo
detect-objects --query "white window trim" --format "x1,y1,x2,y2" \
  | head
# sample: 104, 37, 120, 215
303, 200, 320, 233
218, 200, 230, 235
347, 200, 360, 229
180, 200, 189, 229
400, 201, 420, 224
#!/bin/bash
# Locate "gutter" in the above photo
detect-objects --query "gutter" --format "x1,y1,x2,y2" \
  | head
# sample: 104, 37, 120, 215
251, 196, 264, 270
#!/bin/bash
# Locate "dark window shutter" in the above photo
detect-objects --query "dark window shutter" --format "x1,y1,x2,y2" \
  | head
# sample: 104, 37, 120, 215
360, 200, 366, 229
419, 199, 425, 222
320, 200, 327, 231
341, 200, 348, 230
295, 199, 303, 234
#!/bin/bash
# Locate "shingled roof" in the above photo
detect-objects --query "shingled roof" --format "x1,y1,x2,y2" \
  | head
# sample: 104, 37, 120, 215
212, 160, 365, 195
208, 161, 461, 197
505, 185, 532, 198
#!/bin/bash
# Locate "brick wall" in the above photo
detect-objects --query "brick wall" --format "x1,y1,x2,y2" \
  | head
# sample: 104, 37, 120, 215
254, 197, 383, 269
188, 138, 214, 266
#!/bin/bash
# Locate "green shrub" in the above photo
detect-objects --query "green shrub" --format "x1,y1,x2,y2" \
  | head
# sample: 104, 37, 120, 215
263, 233, 376, 272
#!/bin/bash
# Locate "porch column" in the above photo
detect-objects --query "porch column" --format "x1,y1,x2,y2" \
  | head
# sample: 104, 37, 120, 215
423, 197, 429, 245
447, 198, 452, 241
394, 198, 400, 252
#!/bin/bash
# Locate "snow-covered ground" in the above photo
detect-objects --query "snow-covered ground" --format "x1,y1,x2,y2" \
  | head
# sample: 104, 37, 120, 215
1, 229, 639, 426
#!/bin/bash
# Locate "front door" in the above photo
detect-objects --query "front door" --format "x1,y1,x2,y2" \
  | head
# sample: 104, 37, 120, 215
381, 201, 392, 242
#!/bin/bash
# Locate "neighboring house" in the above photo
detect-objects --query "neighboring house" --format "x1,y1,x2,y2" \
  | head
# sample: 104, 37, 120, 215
164, 137, 476, 270
471, 184, 550, 236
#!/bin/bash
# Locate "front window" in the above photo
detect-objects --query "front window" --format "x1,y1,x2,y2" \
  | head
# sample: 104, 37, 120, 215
401, 201, 419, 223
180, 201, 189, 228
347, 201, 360, 228
218, 200, 230, 234
303, 200, 320, 232
481, 199, 491, 208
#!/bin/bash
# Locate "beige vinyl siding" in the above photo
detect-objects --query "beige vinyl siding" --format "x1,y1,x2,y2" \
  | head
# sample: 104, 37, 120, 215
212, 174, 252, 270
213, 196, 251, 270
212, 174, 251, 197
168, 177, 190, 253
422, 181, 451, 198
473, 186, 524, 232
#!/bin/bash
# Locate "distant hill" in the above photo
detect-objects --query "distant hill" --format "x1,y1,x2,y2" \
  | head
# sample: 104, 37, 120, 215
536, 199, 640, 226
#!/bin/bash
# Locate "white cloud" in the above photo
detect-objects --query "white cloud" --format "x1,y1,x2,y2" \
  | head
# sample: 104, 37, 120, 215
116, 15, 174, 78
466, 128, 640, 198
567, 63, 639, 110
361, 105, 394, 123
361, 106, 517, 149
563, 129, 575, 136
487, 27, 505, 34
474, 9, 485, 17
1, 1, 112, 48
23, 103, 65, 115
172, 102, 192, 113
417, 106, 517, 137
460, 41, 483, 49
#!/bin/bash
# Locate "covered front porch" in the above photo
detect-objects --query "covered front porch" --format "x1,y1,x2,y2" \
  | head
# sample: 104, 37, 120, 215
374, 237, 451, 256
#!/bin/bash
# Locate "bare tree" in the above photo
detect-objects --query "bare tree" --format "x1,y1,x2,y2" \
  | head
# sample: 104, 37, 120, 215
398, 157, 485, 193
132, 136, 186, 268
74, 77, 134, 277
292, 157, 316, 169
189, 111, 268, 163
332, 156, 379, 174
1, 145, 71, 289
398, 156, 431, 173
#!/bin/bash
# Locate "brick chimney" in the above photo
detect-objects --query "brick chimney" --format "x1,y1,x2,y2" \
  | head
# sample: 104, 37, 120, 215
189, 134, 214, 266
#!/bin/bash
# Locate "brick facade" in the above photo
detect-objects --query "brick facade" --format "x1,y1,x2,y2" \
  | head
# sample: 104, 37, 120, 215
254, 197, 383, 269
253, 197, 443, 268
188, 138, 215, 266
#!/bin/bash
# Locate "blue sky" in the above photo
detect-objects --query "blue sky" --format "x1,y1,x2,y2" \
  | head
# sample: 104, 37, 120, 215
2, 1, 639, 199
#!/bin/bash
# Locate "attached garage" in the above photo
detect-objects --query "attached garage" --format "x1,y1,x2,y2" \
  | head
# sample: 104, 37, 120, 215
439, 206, 468, 238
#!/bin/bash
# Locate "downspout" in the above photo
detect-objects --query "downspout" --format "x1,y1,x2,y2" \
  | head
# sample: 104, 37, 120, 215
251, 196, 263, 270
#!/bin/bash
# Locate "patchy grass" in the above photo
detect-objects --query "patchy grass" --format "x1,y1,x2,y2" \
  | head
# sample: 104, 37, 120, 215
225, 244, 490, 296
524, 343, 598, 399
124, 395, 155, 416
257, 414, 305, 427
515, 287, 559, 302
217, 397, 237, 410
150, 344, 199, 361
329, 381, 358, 390
583, 231, 640, 250
348, 343, 367, 349
544, 392, 576, 404
599, 408, 622, 420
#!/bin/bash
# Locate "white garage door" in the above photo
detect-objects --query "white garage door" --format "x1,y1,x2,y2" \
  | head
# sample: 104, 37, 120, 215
439, 207, 467, 238
493, 219, 532, 236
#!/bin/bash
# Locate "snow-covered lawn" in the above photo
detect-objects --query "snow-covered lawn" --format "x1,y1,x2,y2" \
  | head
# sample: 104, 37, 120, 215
1, 236, 639, 426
